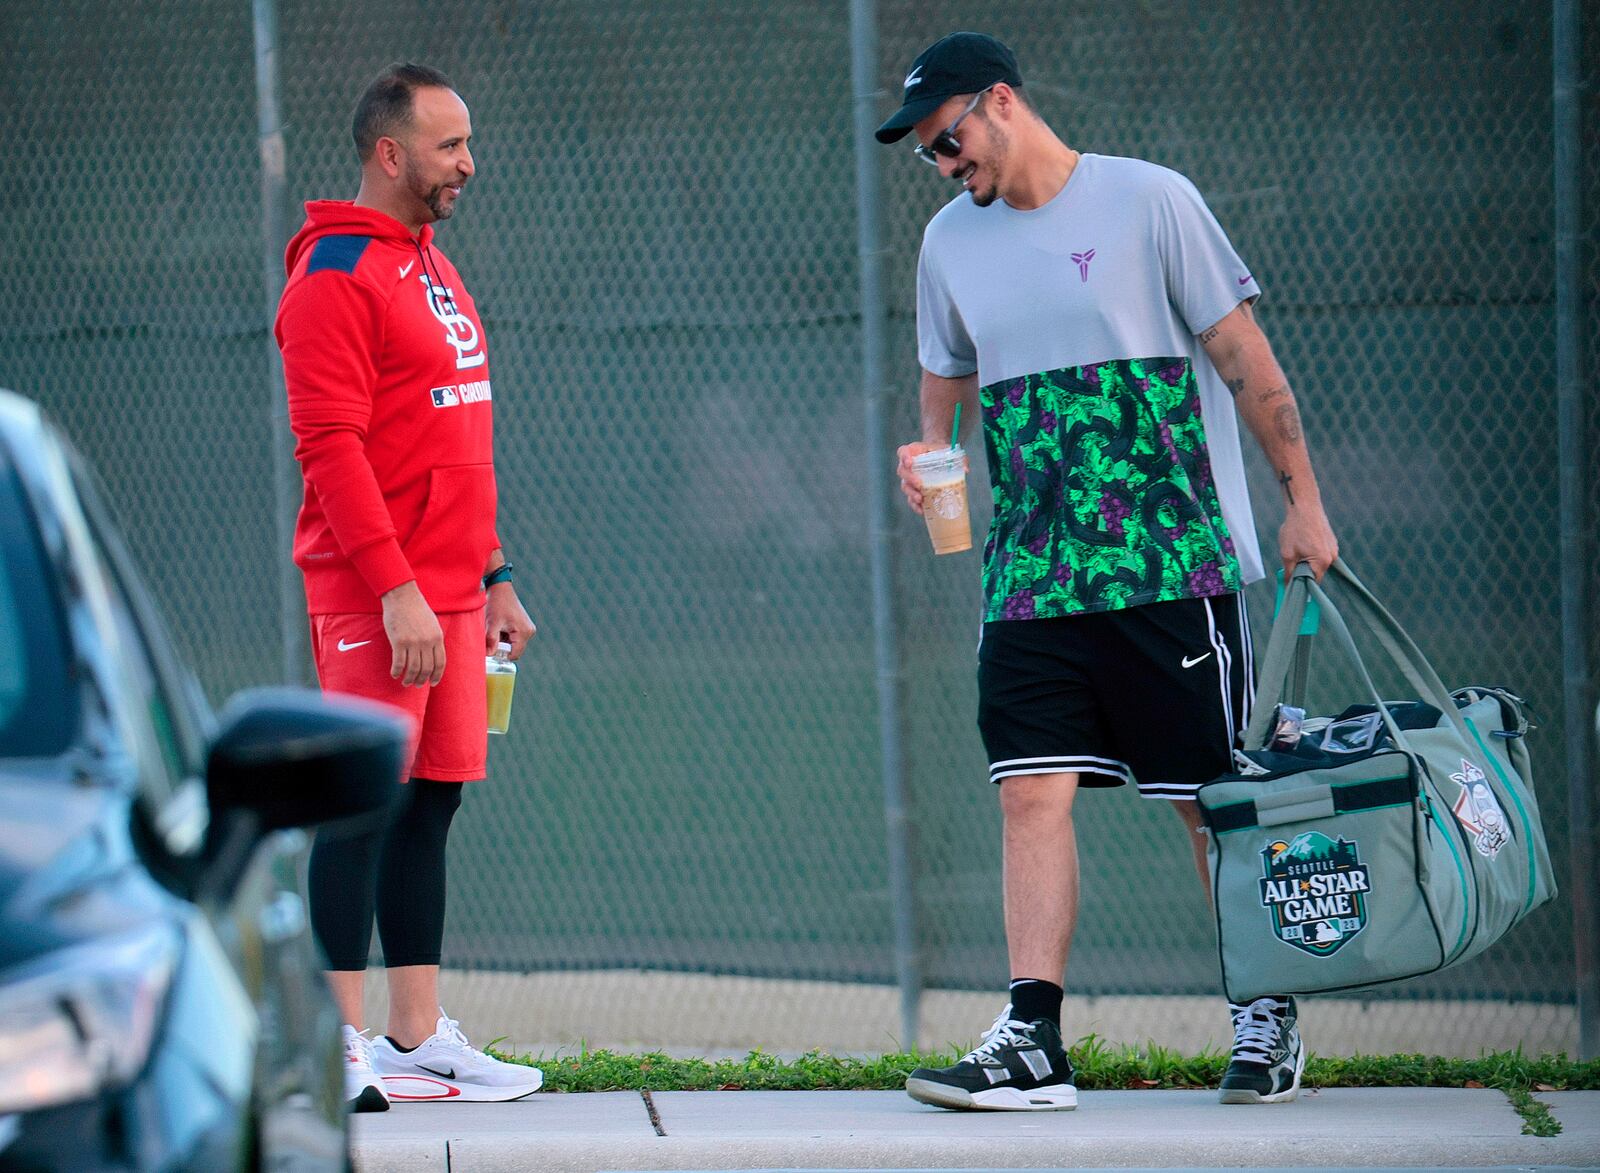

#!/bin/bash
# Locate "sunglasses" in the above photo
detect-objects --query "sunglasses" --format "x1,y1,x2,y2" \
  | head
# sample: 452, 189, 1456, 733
913, 87, 993, 166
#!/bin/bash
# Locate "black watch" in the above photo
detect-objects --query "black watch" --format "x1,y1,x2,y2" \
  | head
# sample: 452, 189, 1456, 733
483, 562, 514, 590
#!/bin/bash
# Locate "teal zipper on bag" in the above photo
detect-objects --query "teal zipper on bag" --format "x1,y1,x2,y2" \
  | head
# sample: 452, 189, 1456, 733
1462, 716, 1539, 913
1422, 791, 1473, 959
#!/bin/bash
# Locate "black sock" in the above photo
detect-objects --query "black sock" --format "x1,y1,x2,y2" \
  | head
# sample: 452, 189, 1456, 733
1008, 978, 1064, 1027
385, 1036, 419, 1054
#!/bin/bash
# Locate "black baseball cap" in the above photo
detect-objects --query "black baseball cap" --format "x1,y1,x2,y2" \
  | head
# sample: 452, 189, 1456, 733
875, 32, 1023, 144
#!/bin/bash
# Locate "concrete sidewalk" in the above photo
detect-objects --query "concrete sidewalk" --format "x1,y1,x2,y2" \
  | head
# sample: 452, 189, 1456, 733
351, 1088, 1600, 1171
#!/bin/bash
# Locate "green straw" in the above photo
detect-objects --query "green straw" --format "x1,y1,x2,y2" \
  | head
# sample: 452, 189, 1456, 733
950, 402, 961, 449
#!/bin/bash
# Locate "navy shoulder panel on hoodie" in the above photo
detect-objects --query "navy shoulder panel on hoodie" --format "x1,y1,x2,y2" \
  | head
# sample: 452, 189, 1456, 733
306, 235, 372, 276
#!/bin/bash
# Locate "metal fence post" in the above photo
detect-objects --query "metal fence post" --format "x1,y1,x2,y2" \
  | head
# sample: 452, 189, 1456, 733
850, 0, 921, 1050
250, 0, 307, 686
1553, 0, 1596, 1061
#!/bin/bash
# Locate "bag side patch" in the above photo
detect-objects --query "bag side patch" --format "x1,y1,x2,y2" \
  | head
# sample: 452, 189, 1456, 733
1449, 759, 1509, 859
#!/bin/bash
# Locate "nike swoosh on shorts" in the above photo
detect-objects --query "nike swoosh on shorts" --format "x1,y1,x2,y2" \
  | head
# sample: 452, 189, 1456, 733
337, 638, 373, 652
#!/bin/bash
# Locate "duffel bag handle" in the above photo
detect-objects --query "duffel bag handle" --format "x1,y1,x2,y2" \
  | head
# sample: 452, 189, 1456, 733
1313, 561, 1480, 750
1247, 563, 1313, 747
1245, 563, 1324, 748
1244, 559, 1474, 755
1245, 563, 1419, 756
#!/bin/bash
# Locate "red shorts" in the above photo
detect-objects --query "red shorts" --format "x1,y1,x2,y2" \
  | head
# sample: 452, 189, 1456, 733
310, 608, 488, 782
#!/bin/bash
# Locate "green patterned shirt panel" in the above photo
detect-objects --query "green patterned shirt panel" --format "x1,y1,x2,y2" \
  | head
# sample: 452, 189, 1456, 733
980, 356, 1243, 622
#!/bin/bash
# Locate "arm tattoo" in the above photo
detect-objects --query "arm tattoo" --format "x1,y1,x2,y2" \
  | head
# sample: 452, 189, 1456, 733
1278, 470, 1296, 505
1274, 402, 1302, 444
1255, 383, 1291, 405
1199, 325, 1220, 345
1225, 376, 1245, 398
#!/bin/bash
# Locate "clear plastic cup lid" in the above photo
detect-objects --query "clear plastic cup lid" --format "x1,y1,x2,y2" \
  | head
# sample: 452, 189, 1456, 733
911, 445, 964, 466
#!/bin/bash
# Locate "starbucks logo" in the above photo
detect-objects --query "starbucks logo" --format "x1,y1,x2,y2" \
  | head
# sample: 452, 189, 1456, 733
1258, 831, 1371, 957
927, 487, 963, 520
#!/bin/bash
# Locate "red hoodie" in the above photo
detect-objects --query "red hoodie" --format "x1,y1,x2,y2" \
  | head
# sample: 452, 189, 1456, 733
276, 200, 498, 615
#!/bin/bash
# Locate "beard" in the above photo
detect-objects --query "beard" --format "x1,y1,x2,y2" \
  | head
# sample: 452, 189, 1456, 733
960, 162, 999, 208
966, 116, 1007, 208
406, 160, 457, 221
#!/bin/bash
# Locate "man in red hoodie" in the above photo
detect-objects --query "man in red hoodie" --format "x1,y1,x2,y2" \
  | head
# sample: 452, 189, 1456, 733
276, 62, 541, 1110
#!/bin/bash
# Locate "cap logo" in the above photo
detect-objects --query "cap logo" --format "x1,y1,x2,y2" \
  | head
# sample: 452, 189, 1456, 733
904, 65, 923, 89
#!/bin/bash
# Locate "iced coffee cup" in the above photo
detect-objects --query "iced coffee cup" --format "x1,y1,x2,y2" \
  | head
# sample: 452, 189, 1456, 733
912, 445, 972, 555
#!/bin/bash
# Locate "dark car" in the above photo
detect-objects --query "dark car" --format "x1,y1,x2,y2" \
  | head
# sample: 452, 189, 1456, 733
0, 389, 406, 1171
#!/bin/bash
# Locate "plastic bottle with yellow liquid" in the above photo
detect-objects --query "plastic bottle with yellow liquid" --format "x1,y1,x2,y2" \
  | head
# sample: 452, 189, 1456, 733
486, 640, 516, 735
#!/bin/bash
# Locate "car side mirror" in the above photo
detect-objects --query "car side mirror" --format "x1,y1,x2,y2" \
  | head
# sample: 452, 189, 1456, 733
197, 688, 407, 900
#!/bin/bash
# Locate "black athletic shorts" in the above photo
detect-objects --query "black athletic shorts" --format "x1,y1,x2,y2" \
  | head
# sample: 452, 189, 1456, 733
977, 593, 1255, 800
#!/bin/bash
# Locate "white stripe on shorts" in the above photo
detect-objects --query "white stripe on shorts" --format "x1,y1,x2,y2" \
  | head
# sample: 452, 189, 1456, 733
1237, 592, 1256, 736
989, 754, 1133, 786
1142, 779, 1205, 800
1202, 597, 1236, 746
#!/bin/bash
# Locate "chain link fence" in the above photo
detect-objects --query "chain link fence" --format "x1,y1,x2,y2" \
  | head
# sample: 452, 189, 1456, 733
1, 0, 1594, 1055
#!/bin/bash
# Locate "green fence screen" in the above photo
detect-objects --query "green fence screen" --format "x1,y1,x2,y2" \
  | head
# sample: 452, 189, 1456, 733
2, 0, 1594, 1041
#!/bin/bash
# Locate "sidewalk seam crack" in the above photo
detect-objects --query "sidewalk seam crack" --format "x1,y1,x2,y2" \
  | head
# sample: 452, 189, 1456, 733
640, 1088, 667, 1136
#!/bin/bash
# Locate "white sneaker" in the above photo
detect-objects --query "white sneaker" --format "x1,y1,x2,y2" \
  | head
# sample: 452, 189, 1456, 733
371, 1009, 544, 1103
342, 1025, 390, 1112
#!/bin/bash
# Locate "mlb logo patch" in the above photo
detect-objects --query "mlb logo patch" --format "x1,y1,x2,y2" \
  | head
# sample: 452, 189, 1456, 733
430, 385, 460, 408
1258, 831, 1371, 956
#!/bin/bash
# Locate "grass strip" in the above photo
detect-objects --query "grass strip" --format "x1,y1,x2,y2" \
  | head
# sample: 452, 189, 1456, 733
494, 1036, 1600, 1105
1502, 1085, 1561, 1136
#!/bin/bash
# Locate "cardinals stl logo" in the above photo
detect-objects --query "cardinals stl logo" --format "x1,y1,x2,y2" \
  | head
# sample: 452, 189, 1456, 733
1070, 248, 1096, 282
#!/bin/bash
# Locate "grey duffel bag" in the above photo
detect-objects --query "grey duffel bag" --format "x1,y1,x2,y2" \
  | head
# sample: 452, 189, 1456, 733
1196, 561, 1556, 1003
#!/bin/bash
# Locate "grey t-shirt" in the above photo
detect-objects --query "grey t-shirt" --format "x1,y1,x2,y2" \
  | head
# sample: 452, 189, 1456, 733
917, 153, 1266, 620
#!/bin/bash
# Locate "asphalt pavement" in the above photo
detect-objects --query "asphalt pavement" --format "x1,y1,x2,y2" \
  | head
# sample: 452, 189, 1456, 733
349, 1087, 1600, 1172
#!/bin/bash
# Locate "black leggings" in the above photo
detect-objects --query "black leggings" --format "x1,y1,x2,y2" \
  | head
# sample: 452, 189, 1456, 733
308, 778, 464, 970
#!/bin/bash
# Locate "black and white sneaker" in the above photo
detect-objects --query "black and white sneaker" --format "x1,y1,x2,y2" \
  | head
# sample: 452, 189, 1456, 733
906, 1004, 1077, 1111
1219, 995, 1305, 1104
